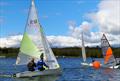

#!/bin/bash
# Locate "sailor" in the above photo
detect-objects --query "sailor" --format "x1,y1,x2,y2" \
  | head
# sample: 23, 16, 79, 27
27, 58, 36, 71
37, 53, 49, 71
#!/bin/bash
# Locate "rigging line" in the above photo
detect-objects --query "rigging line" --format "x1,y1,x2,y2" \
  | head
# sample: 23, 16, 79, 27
102, 34, 117, 64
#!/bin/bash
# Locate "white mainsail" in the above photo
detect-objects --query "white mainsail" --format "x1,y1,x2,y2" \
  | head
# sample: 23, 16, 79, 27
16, 0, 60, 70
81, 32, 86, 62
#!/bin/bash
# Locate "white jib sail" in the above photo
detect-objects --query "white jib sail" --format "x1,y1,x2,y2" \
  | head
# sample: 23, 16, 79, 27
81, 32, 86, 62
16, 0, 60, 70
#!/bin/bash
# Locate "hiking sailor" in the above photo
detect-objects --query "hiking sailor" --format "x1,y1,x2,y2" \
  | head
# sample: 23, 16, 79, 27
27, 58, 36, 71
37, 53, 49, 71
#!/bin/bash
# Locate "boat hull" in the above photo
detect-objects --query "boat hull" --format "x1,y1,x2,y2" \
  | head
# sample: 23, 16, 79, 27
81, 62, 93, 66
81, 62, 120, 69
15, 68, 62, 78
109, 65, 120, 69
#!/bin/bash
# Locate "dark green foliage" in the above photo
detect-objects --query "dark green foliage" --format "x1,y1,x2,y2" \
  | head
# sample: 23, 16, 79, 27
113, 48, 120, 58
0, 47, 120, 58
0, 48, 19, 58
52, 47, 81, 57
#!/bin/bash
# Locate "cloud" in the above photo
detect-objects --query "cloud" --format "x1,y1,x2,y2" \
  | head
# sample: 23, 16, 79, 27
68, 21, 101, 45
0, 35, 22, 48
88, 0, 120, 35
68, 0, 120, 47
68, 20, 76, 27
68, 22, 120, 47
69, 21, 92, 38
1, 33, 119, 48
47, 35, 80, 47
0, 35, 81, 48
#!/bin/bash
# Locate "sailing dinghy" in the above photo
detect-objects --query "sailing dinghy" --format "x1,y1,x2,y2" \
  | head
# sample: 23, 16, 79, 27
15, 0, 61, 78
80, 32, 93, 66
101, 34, 120, 69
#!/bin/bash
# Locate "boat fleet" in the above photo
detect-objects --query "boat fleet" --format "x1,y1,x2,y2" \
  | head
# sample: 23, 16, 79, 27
3, 0, 120, 78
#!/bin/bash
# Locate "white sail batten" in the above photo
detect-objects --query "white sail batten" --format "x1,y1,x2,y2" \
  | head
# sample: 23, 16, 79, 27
16, 0, 60, 69
81, 32, 86, 62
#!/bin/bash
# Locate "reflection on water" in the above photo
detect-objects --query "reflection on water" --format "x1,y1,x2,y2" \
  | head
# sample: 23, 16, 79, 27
0, 58, 120, 81
102, 68, 120, 81
14, 75, 60, 81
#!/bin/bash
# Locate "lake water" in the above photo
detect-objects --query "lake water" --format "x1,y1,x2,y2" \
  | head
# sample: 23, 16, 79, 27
0, 57, 120, 81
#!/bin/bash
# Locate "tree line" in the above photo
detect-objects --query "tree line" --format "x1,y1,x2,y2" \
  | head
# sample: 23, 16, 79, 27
0, 47, 120, 58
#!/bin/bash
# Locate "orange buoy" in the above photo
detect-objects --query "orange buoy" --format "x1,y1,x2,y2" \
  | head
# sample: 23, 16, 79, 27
92, 61, 101, 69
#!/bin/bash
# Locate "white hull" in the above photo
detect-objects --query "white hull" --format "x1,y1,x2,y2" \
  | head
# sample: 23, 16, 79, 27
81, 62, 93, 66
15, 68, 62, 78
81, 62, 120, 69
100, 65, 120, 69
109, 65, 120, 69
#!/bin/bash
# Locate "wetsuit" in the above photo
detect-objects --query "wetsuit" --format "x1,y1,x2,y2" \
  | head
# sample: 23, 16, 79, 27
37, 60, 48, 71
27, 61, 36, 71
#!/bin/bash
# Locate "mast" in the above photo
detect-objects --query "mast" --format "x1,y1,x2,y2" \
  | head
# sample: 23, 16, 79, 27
81, 32, 86, 62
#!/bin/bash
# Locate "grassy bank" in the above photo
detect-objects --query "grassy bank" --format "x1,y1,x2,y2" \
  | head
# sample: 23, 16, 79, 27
0, 47, 120, 58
